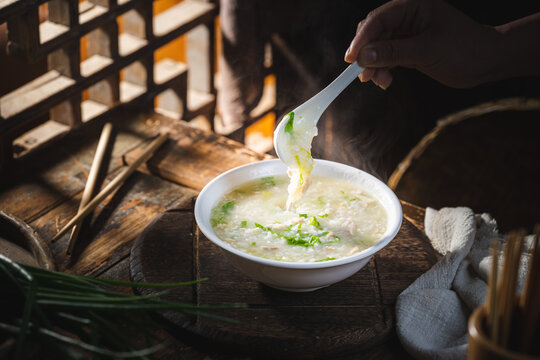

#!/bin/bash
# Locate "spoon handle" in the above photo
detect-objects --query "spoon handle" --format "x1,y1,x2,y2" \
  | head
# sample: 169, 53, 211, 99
308, 62, 364, 114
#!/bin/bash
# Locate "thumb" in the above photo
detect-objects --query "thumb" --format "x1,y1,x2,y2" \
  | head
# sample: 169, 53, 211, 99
358, 38, 422, 68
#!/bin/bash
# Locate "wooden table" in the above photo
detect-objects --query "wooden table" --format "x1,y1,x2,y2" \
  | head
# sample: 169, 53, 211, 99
0, 110, 436, 359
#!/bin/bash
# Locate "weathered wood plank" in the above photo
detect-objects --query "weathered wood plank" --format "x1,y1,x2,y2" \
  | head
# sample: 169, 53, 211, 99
30, 171, 196, 275
130, 208, 196, 302
13, 119, 70, 157
0, 70, 74, 119
119, 81, 145, 103
401, 199, 426, 233
197, 232, 379, 306
375, 219, 437, 304
123, 116, 272, 191
130, 205, 397, 358
118, 32, 146, 56
193, 306, 391, 359
39, 20, 69, 44
81, 99, 108, 121
0, 111, 159, 221
81, 54, 113, 77
154, 58, 187, 85
153, 0, 214, 37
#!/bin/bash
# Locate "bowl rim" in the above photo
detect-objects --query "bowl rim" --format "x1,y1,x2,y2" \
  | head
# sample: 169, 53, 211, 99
195, 159, 402, 269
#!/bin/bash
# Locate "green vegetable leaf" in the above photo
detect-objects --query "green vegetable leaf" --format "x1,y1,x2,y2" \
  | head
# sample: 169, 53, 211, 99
221, 201, 235, 213
308, 216, 322, 230
315, 257, 336, 262
240, 220, 247, 228
284, 112, 295, 134
211, 201, 235, 227
255, 223, 320, 248
299, 213, 307, 218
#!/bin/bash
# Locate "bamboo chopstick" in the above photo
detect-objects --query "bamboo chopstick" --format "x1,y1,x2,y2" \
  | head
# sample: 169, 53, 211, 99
51, 133, 168, 243
487, 239, 499, 341
519, 227, 540, 353
67, 122, 113, 255
484, 227, 540, 354
499, 233, 523, 347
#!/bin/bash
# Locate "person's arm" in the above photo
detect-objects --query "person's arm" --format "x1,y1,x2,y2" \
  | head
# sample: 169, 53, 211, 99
492, 13, 540, 82
344, 0, 540, 89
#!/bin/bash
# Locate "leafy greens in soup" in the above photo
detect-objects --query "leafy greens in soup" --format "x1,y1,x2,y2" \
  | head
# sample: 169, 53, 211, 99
211, 175, 387, 263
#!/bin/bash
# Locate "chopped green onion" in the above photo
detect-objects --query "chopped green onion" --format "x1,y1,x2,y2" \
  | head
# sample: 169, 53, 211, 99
308, 216, 322, 230
295, 155, 304, 184
315, 257, 336, 262
211, 201, 235, 227
255, 223, 320, 247
284, 112, 295, 134
299, 214, 307, 218
240, 221, 247, 228
221, 201, 235, 213
261, 176, 276, 187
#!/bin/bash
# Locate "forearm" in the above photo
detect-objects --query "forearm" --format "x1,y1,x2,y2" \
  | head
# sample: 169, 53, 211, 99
492, 13, 540, 82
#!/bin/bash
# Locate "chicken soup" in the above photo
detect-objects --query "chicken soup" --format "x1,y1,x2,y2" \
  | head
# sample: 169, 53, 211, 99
211, 175, 387, 263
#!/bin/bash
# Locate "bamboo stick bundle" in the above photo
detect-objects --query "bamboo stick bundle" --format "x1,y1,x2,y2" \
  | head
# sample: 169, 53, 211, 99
484, 227, 539, 355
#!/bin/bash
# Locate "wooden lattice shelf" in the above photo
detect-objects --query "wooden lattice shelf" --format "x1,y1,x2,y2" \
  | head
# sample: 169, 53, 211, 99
0, 0, 217, 167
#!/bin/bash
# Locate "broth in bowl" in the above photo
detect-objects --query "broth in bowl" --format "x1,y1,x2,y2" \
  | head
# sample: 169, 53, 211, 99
211, 175, 387, 263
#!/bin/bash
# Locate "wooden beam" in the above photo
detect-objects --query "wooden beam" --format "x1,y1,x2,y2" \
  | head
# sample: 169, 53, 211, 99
6, 6, 39, 58
87, 21, 119, 107
121, 2, 153, 92
47, 0, 82, 128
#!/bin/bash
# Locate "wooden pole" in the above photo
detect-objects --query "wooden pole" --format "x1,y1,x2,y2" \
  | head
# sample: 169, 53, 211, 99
66, 122, 113, 255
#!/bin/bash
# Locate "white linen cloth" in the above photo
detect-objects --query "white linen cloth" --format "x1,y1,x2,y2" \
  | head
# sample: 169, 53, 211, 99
395, 207, 532, 360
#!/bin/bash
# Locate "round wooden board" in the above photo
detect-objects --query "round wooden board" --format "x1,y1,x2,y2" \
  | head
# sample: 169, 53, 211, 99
130, 204, 436, 359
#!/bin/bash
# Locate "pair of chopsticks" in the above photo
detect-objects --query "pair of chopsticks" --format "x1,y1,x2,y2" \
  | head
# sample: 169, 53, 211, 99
485, 226, 540, 354
51, 123, 168, 254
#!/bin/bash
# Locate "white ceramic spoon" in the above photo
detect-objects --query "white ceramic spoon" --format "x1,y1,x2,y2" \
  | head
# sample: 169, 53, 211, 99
273, 61, 364, 161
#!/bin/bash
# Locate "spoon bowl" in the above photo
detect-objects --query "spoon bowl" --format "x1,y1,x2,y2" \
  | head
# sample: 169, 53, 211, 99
273, 62, 364, 161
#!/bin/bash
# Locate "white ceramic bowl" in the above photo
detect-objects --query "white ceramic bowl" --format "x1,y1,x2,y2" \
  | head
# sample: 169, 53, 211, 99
194, 159, 402, 292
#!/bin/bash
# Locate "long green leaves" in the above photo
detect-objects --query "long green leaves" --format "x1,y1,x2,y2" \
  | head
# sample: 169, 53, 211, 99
0, 254, 243, 359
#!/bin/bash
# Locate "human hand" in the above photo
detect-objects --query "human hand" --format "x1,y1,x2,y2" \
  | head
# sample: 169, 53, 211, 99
344, 0, 502, 89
